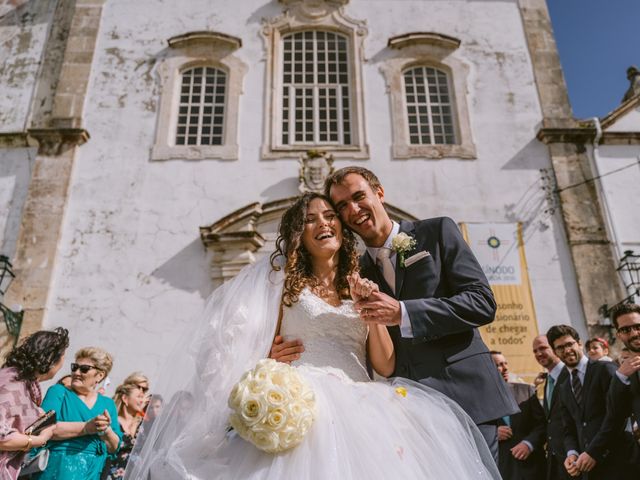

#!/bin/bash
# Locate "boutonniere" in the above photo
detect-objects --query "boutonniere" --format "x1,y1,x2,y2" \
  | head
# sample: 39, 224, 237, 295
391, 232, 417, 268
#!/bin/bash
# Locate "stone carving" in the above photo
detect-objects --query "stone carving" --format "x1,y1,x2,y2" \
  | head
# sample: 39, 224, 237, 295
298, 151, 334, 193
622, 66, 640, 102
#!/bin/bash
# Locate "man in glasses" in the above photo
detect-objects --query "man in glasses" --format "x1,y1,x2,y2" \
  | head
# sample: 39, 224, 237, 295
547, 324, 631, 479
608, 304, 640, 469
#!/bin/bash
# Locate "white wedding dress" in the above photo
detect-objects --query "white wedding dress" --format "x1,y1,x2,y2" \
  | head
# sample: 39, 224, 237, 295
125, 259, 500, 479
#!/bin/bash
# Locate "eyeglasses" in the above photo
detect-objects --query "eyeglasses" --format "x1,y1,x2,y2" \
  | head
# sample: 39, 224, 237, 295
553, 340, 578, 353
617, 324, 640, 335
70, 363, 101, 374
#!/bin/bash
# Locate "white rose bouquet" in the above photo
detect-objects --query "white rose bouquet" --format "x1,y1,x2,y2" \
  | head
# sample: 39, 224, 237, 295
228, 359, 316, 453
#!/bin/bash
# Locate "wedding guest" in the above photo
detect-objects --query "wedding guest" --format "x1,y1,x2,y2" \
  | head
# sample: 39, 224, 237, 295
122, 372, 149, 409
56, 374, 72, 388
548, 325, 632, 479
531, 334, 569, 480
607, 304, 640, 467
491, 351, 546, 479
0, 328, 69, 479
35, 347, 122, 480
101, 383, 146, 480
146, 394, 163, 422
586, 337, 613, 362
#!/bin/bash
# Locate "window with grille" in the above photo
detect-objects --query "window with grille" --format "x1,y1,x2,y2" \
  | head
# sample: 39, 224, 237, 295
404, 66, 456, 145
175, 67, 226, 146
281, 31, 352, 146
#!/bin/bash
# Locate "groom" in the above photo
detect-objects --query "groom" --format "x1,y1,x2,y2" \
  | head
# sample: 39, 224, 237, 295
324, 166, 518, 458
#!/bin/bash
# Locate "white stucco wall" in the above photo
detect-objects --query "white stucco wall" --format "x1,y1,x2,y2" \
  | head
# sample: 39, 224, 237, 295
594, 143, 640, 255
0, 148, 36, 257
36, 0, 585, 387
0, 1, 54, 132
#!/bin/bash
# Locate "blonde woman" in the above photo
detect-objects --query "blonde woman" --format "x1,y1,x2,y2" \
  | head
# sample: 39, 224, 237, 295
36, 347, 122, 480
101, 384, 145, 480
122, 372, 150, 409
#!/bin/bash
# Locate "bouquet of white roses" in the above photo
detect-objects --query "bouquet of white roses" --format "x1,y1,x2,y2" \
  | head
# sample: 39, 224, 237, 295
227, 359, 316, 453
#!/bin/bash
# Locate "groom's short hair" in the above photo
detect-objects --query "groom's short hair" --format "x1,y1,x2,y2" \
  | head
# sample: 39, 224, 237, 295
324, 166, 382, 198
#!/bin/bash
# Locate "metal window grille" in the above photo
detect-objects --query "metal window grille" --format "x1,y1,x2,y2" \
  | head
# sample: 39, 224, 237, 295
176, 67, 226, 146
281, 31, 352, 146
404, 66, 456, 145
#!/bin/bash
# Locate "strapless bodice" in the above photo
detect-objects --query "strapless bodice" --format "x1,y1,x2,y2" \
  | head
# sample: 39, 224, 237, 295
279, 289, 370, 382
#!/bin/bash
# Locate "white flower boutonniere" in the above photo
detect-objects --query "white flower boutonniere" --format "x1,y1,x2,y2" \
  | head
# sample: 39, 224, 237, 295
391, 232, 417, 268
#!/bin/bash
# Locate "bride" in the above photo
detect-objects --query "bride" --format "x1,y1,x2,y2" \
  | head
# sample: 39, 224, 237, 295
125, 193, 501, 479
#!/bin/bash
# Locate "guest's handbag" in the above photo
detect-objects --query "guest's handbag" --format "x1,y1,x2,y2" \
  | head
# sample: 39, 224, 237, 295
24, 410, 56, 435
18, 449, 49, 477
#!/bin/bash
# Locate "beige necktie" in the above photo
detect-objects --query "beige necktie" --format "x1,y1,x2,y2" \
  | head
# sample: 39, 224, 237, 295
376, 248, 395, 294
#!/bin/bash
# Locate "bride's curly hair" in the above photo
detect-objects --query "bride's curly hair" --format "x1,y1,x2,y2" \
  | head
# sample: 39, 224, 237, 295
270, 193, 359, 306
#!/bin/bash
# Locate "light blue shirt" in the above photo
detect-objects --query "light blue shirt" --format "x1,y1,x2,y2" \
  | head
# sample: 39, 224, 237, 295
365, 221, 414, 337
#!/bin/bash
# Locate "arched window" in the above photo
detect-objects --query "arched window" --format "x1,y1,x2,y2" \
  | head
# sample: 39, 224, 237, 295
175, 66, 226, 146
281, 31, 352, 146
403, 66, 456, 145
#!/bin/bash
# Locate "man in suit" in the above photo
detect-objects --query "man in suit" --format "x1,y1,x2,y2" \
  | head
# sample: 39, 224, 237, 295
607, 303, 640, 467
547, 324, 631, 479
532, 334, 570, 480
321, 166, 518, 459
491, 351, 546, 479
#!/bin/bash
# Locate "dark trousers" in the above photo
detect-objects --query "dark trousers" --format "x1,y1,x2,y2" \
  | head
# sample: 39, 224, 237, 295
477, 422, 499, 464
547, 453, 571, 480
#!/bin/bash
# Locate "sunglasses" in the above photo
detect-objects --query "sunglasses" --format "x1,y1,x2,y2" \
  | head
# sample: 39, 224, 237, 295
617, 324, 640, 335
70, 363, 101, 374
136, 384, 149, 394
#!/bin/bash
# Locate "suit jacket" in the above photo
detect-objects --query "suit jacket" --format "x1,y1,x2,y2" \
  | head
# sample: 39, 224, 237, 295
558, 359, 631, 480
543, 367, 571, 480
498, 382, 546, 480
360, 217, 519, 424
607, 370, 640, 466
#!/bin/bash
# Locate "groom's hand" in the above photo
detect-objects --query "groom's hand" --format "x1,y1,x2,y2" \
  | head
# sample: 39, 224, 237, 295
355, 291, 401, 326
269, 335, 305, 364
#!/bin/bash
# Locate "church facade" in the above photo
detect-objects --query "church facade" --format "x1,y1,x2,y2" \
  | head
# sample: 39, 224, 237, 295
0, 0, 629, 382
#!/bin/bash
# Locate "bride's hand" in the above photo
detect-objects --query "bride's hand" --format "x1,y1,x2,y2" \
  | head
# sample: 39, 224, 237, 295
348, 273, 379, 302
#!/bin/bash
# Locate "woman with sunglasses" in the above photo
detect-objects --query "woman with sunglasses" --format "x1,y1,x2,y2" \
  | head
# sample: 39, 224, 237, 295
121, 372, 150, 410
35, 347, 122, 480
0, 327, 69, 480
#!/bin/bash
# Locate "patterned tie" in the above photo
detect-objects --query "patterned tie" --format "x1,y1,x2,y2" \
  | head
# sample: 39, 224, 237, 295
571, 369, 582, 405
376, 248, 396, 294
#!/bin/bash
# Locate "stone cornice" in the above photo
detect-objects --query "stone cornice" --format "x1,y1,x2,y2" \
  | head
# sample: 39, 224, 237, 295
27, 128, 90, 156
0, 129, 90, 154
537, 127, 640, 145
388, 32, 461, 52
168, 31, 242, 51
600, 94, 640, 130
0, 132, 36, 148
200, 231, 266, 250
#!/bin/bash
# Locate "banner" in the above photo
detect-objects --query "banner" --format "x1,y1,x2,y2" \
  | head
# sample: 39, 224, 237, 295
460, 223, 540, 383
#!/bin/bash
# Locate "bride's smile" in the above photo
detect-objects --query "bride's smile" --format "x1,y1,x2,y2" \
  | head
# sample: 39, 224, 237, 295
302, 198, 343, 260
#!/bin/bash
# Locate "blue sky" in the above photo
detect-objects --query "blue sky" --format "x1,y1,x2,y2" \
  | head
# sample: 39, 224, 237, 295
547, 0, 639, 119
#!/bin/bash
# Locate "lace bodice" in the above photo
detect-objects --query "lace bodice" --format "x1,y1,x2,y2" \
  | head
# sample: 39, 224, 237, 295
280, 289, 370, 382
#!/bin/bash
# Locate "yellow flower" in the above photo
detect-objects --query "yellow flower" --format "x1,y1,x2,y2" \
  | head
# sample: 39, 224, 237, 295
395, 387, 407, 398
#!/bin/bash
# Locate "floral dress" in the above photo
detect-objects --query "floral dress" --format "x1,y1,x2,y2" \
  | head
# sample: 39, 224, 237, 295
100, 421, 139, 480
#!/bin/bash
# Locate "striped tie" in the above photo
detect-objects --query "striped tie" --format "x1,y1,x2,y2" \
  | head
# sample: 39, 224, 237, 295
571, 369, 582, 405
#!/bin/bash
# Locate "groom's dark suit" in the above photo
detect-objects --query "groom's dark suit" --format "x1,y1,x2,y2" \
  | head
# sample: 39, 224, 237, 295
360, 217, 518, 424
